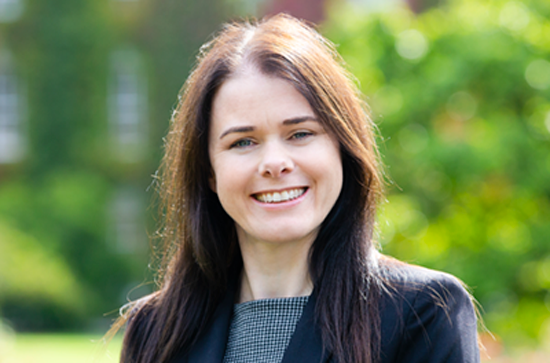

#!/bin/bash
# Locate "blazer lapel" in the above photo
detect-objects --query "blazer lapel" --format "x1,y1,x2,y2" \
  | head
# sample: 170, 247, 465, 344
281, 291, 331, 363
182, 289, 235, 363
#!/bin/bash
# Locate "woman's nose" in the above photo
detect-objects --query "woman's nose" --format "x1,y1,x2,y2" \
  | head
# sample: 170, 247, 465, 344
258, 142, 294, 178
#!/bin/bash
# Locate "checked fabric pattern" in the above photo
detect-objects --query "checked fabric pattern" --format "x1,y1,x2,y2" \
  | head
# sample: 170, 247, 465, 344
222, 296, 309, 363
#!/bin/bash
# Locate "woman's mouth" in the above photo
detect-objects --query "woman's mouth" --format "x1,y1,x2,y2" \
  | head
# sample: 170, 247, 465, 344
253, 188, 307, 203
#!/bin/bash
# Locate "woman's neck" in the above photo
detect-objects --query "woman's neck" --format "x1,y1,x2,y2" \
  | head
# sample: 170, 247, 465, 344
237, 234, 314, 303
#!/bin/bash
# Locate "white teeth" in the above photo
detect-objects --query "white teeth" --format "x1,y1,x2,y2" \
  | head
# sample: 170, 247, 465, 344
255, 188, 306, 203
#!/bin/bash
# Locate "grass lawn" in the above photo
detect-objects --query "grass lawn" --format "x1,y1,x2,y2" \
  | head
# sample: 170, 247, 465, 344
1, 333, 123, 363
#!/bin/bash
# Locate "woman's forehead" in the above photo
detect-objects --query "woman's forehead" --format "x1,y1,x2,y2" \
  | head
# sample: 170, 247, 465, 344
210, 70, 316, 136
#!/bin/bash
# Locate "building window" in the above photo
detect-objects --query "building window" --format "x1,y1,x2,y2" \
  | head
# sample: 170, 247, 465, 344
108, 186, 146, 254
0, 50, 25, 164
108, 47, 148, 163
0, 0, 23, 23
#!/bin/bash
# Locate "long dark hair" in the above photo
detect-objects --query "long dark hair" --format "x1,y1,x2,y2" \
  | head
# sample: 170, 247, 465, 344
118, 14, 385, 363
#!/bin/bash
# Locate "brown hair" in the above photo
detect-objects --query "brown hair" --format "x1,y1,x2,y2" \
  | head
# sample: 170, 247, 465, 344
118, 13, 385, 363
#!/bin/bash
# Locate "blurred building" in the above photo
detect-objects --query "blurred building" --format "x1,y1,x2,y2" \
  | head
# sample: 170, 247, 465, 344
0, 0, 224, 331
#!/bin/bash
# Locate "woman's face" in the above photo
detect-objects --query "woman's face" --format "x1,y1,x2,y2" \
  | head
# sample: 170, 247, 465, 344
208, 68, 343, 247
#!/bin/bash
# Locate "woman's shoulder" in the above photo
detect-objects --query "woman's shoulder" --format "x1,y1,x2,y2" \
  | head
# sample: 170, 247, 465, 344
377, 254, 476, 321
379, 254, 466, 291
377, 254, 473, 312
376, 255, 480, 362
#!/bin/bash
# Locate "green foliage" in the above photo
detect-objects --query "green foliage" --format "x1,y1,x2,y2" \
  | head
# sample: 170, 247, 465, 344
0, 170, 142, 330
0, 221, 87, 330
0, 222, 85, 309
325, 0, 550, 348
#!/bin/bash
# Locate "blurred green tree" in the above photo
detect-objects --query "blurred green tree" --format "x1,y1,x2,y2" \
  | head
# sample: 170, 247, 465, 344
324, 0, 550, 350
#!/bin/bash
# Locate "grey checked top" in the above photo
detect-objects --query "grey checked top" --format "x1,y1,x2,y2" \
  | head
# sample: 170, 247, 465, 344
222, 296, 309, 363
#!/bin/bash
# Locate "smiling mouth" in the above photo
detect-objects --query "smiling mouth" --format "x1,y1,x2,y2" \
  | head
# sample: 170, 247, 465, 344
253, 188, 307, 203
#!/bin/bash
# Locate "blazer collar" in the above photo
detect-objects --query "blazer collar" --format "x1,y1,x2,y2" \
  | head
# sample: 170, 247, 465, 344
281, 290, 330, 363
178, 286, 330, 363
184, 289, 235, 363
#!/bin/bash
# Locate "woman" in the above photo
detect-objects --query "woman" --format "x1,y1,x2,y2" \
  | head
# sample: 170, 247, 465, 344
118, 14, 480, 363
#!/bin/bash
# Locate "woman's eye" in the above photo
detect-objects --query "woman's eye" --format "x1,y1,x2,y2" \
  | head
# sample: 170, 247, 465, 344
291, 131, 313, 140
230, 139, 253, 148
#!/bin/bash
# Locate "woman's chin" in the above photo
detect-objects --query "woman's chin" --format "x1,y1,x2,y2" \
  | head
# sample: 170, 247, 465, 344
236, 224, 320, 246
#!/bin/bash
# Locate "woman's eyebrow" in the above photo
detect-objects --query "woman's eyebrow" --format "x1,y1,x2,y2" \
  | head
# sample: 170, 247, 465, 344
219, 126, 255, 139
282, 116, 318, 125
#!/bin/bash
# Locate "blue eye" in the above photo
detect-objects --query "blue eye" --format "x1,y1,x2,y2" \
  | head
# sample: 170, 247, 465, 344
291, 131, 312, 140
231, 139, 253, 148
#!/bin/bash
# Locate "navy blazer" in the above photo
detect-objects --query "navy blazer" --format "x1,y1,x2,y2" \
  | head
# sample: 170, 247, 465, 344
162, 263, 479, 363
